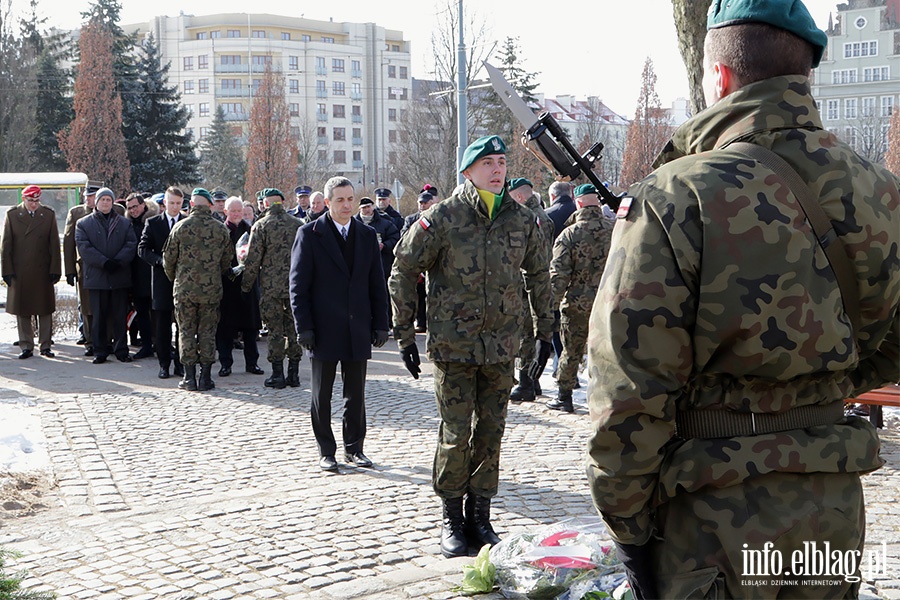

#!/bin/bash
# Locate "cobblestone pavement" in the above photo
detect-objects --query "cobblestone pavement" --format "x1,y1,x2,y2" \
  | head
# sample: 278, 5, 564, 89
1, 331, 899, 599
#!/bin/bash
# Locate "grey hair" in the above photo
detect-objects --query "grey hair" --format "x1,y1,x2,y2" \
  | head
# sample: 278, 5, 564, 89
549, 181, 572, 198
224, 196, 243, 211
324, 176, 353, 200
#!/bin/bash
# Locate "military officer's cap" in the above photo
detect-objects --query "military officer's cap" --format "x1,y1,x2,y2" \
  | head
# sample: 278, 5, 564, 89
374, 188, 392, 198
262, 188, 284, 201
151, 192, 165, 205
211, 190, 228, 201
508, 178, 533, 192
22, 185, 41, 198
295, 185, 312, 196
459, 135, 507, 172
84, 184, 101, 197
574, 183, 599, 198
359, 197, 375, 206
191, 187, 213, 203
707, 0, 827, 67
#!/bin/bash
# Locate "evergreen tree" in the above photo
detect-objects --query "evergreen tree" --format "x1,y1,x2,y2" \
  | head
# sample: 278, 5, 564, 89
245, 66, 297, 198
200, 106, 245, 194
58, 19, 130, 194
32, 46, 74, 171
129, 34, 199, 192
0, 1, 37, 170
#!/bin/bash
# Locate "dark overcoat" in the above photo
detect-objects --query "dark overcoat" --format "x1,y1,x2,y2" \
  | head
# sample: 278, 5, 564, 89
289, 215, 389, 362
75, 210, 136, 290
138, 212, 184, 310
128, 202, 157, 298
220, 219, 261, 331
354, 210, 400, 280
1, 204, 61, 316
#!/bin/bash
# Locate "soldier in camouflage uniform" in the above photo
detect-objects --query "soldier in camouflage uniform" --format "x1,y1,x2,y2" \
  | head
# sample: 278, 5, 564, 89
586, 2, 900, 598
507, 177, 553, 402
389, 136, 553, 558
547, 184, 613, 413
241, 188, 303, 389
164, 188, 234, 392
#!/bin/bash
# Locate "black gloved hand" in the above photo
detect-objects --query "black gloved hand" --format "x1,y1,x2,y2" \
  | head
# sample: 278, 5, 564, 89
400, 343, 421, 379
527, 339, 553, 380
615, 542, 659, 600
2, 274, 13, 285
372, 330, 389, 348
298, 330, 316, 351
66, 274, 76, 286
103, 259, 120, 273
49, 273, 60, 284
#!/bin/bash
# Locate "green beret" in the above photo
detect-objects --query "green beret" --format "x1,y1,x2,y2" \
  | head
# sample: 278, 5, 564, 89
574, 183, 598, 198
191, 187, 212, 203
263, 188, 284, 201
459, 135, 506, 172
508, 178, 533, 192
707, 0, 827, 68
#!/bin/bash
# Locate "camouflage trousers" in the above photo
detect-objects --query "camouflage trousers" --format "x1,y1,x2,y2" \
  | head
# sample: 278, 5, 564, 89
515, 287, 536, 369
175, 299, 219, 366
261, 296, 302, 363
557, 309, 589, 391
651, 471, 863, 599
432, 360, 514, 499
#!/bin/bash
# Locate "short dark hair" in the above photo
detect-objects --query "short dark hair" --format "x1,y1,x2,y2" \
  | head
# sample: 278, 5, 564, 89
705, 23, 814, 85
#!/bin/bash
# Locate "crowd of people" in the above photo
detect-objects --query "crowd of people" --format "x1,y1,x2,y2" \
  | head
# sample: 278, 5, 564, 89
3, 1, 899, 596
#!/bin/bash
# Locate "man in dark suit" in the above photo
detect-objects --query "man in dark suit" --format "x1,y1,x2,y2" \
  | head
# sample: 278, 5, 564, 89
138, 186, 186, 379
289, 176, 390, 473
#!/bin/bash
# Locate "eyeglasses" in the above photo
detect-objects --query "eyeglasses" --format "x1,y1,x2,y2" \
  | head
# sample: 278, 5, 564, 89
126, 204, 141, 210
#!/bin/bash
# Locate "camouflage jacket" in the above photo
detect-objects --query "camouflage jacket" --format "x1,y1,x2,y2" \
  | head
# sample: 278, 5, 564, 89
241, 203, 302, 299
163, 205, 233, 304
389, 180, 553, 364
550, 205, 613, 315
524, 192, 554, 264
587, 75, 900, 545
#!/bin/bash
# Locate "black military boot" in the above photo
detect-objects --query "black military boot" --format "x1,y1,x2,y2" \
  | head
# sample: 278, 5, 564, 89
286, 360, 301, 387
440, 497, 468, 558
464, 494, 501, 550
547, 389, 574, 413
178, 364, 197, 391
509, 368, 535, 402
197, 364, 215, 391
265, 361, 286, 389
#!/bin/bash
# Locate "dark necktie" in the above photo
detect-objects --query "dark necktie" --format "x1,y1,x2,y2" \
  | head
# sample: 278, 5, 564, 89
341, 225, 348, 240
170, 217, 176, 230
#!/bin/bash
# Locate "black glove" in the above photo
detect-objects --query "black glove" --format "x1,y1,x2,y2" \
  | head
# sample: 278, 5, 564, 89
1, 274, 13, 285
615, 542, 659, 600
298, 330, 315, 351
66, 274, 76, 286
49, 273, 60, 284
103, 259, 120, 273
400, 343, 421, 379
527, 339, 553, 380
372, 330, 389, 348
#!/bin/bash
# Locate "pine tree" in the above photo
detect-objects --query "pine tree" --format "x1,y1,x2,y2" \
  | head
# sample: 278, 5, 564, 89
58, 19, 130, 194
129, 34, 199, 192
32, 46, 74, 171
200, 106, 245, 194
620, 57, 674, 186
0, 2, 37, 170
245, 65, 297, 198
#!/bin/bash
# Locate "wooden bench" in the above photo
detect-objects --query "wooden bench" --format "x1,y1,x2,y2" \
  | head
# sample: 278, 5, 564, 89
846, 385, 900, 428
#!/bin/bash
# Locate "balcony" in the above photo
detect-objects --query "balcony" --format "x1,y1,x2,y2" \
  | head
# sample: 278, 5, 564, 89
351, 114, 362, 123
222, 112, 248, 122
215, 64, 249, 74
352, 160, 363, 168
351, 69, 362, 78
316, 89, 328, 99
352, 137, 362, 146
316, 66, 327, 75
317, 136, 328, 145
216, 87, 251, 98
250, 63, 281, 73
317, 112, 328, 122
350, 91, 362, 101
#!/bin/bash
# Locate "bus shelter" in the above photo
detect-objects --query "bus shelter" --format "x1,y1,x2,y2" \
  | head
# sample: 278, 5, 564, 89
0, 172, 90, 234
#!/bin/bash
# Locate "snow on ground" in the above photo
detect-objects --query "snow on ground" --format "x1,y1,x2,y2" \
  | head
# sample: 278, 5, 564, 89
1, 397, 51, 475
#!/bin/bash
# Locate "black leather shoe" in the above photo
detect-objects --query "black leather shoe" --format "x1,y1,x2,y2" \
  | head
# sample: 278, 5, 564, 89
319, 455, 339, 472
158, 367, 170, 379
39, 349, 55, 357
133, 346, 155, 360
84, 347, 95, 357
92, 355, 107, 364
246, 365, 264, 375
218, 366, 232, 377
344, 452, 373, 468
116, 354, 133, 363
18, 349, 33, 359
75, 336, 87, 345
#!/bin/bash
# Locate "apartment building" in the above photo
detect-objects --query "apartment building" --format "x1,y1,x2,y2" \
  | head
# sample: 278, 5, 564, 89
124, 13, 412, 186
812, 0, 899, 163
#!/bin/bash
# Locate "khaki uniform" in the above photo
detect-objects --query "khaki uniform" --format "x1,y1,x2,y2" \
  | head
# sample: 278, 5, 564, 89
549, 205, 613, 391
163, 205, 233, 366
241, 203, 303, 363
586, 76, 900, 598
390, 180, 553, 498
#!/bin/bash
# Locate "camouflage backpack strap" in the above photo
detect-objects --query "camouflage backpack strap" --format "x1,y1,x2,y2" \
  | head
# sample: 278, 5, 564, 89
731, 141, 861, 347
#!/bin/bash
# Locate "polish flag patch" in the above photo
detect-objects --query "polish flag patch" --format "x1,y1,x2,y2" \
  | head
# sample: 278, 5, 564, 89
616, 196, 634, 219
419, 217, 431, 230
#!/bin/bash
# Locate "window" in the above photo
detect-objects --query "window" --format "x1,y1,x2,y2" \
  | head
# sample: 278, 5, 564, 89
352, 127, 361, 140
198, 79, 209, 94
863, 67, 889, 82
831, 69, 857, 84
196, 32, 208, 40
352, 60, 361, 77
316, 80, 327, 98
221, 79, 241, 89
281, 32, 291, 41
399, 66, 408, 79
185, 104, 194, 116
290, 79, 300, 94
291, 126, 300, 139
199, 127, 208, 139
252, 30, 266, 38
199, 102, 210, 116
844, 127, 857, 149
862, 97, 876, 117
252, 79, 262, 92
401, 87, 408, 100
302, 34, 311, 42
389, 130, 397, 143
351, 82, 361, 99
388, 65, 396, 78
317, 103, 327, 121
844, 98, 857, 119
388, 108, 397, 122
351, 105, 361, 117
881, 96, 894, 118
210, 31, 220, 39
318, 150, 328, 163
353, 150, 362, 162
316, 56, 326, 75
322, 37, 335, 44
334, 150, 346, 163
332, 58, 345, 73
333, 127, 346, 141
222, 102, 243, 114
289, 56, 299, 70
826, 99, 839, 120
227, 29, 241, 38
183, 56, 194, 70
391, 44, 400, 52
333, 81, 345, 96
221, 55, 241, 65
318, 126, 327, 137
186, 127, 194, 139
289, 103, 300, 116
843, 40, 878, 58
333, 104, 345, 118
198, 55, 208, 69
252, 55, 271, 66
183, 80, 194, 94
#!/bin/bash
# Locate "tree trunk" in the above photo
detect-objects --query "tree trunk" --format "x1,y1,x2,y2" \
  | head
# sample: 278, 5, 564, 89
672, 0, 713, 117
